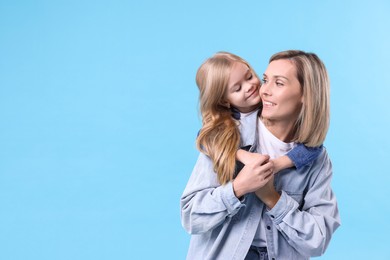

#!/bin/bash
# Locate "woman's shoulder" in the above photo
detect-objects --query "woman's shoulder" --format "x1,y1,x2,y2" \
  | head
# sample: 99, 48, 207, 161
305, 147, 333, 179
317, 147, 331, 164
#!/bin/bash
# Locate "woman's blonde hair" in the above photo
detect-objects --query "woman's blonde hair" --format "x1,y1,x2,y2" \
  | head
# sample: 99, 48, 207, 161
269, 50, 330, 146
196, 52, 260, 184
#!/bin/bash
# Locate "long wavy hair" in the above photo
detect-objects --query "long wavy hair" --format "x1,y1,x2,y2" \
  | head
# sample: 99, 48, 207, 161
268, 50, 330, 146
196, 52, 260, 184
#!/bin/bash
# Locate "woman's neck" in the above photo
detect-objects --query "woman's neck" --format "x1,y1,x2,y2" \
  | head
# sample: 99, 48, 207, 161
260, 117, 295, 142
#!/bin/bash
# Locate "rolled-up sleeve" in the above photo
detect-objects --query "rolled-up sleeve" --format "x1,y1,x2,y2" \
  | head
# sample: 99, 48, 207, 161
287, 144, 323, 169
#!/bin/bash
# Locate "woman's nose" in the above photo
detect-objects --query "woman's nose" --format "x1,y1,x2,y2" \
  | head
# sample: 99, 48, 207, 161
260, 83, 271, 96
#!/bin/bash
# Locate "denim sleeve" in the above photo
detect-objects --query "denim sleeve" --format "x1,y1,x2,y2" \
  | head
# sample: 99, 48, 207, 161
180, 153, 245, 234
287, 144, 323, 169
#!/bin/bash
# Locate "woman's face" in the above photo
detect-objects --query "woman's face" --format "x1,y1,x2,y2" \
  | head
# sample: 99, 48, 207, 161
225, 62, 261, 113
260, 59, 303, 124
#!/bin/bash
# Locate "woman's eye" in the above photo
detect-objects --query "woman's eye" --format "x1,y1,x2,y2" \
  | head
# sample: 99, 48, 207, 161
262, 78, 267, 84
276, 81, 284, 86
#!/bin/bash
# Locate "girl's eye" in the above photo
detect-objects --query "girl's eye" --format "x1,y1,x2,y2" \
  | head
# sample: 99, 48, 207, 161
235, 86, 241, 92
247, 73, 253, 80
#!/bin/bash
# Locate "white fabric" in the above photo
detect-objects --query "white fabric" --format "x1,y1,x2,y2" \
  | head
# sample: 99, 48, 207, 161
252, 119, 297, 247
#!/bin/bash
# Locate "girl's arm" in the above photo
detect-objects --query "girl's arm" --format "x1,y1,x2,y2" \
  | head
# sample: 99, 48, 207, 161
287, 143, 323, 169
237, 149, 292, 174
237, 143, 324, 174
236, 149, 261, 165
272, 156, 293, 173
269, 144, 325, 174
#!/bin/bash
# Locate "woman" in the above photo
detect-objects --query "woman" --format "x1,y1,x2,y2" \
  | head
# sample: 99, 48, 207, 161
181, 50, 340, 259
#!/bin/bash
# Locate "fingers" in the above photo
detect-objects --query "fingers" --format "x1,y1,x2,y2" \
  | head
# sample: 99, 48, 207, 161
252, 154, 270, 165
264, 168, 274, 179
260, 161, 274, 172
258, 162, 274, 183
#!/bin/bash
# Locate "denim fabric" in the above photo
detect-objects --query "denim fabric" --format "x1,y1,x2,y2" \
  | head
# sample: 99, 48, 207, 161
181, 110, 340, 260
230, 107, 242, 120
287, 144, 323, 169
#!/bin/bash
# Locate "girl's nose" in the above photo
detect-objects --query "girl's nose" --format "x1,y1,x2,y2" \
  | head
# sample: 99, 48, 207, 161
245, 83, 255, 93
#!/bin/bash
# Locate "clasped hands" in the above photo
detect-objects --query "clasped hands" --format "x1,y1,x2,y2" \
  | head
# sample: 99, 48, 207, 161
233, 151, 281, 209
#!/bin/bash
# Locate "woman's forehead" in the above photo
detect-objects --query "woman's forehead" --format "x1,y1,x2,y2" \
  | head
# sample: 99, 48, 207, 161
264, 59, 296, 78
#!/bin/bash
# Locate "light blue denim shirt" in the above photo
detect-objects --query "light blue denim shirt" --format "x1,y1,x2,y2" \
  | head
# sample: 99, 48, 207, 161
181, 111, 340, 259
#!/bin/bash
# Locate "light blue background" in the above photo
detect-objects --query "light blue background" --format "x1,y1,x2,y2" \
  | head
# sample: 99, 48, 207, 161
1, 1, 389, 259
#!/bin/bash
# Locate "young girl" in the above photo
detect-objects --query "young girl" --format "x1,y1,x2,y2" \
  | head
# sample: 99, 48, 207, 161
181, 51, 340, 259
195, 52, 321, 187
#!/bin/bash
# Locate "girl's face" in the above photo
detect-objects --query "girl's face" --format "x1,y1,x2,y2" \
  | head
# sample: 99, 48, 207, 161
225, 62, 261, 113
260, 59, 303, 124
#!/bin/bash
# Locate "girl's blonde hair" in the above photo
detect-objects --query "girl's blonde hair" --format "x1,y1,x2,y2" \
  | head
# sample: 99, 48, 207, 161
196, 52, 260, 185
269, 50, 330, 146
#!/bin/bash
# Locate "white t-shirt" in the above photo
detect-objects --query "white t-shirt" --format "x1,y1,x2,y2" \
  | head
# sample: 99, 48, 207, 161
257, 119, 297, 159
252, 119, 297, 247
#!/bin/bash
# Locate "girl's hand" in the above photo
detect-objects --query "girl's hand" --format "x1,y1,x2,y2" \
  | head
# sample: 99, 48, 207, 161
236, 149, 263, 165
232, 154, 274, 198
272, 155, 294, 174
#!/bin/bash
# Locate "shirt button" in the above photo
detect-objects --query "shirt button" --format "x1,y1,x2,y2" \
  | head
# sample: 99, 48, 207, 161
267, 226, 271, 230
272, 258, 275, 260
270, 215, 275, 218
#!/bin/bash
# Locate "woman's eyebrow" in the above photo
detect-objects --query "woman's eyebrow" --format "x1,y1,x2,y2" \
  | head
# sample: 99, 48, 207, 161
263, 73, 289, 81
275, 75, 289, 81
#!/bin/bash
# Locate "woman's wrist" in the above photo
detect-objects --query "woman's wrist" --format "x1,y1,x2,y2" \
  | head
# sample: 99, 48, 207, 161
262, 191, 281, 209
256, 189, 281, 209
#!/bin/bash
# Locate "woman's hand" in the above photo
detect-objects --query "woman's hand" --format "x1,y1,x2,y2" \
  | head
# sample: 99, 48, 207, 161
232, 154, 274, 198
